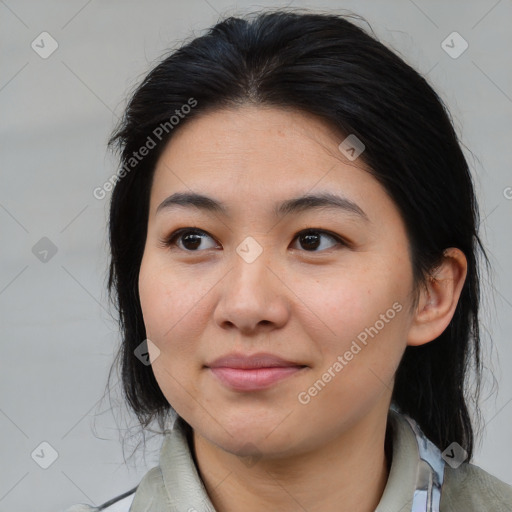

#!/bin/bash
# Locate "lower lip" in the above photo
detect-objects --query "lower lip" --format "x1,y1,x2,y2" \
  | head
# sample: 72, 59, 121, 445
209, 366, 305, 391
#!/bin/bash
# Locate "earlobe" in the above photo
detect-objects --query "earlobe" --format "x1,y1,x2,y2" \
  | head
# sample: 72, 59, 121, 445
407, 248, 468, 347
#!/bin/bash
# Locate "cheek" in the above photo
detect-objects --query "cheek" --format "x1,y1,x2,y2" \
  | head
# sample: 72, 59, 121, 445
139, 255, 200, 338
138, 259, 169, 341
138, 255, 207, 414
298, 291, 408, 420
295, 261, 410, 352
138, 253, 219, 379
292, 259, 412, 413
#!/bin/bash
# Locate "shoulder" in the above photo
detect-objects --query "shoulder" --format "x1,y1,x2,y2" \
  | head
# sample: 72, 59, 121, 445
384, 411, 512, 512
441, 461, 512, 511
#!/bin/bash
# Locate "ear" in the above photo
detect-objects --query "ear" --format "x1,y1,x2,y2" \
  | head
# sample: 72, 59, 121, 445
407, 248, 467, 347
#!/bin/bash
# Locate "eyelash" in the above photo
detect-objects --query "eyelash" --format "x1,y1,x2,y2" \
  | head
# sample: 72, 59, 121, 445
159, 227, 349, 253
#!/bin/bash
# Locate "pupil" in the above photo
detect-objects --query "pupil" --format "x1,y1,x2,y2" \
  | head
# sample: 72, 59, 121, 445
183, 232, 202, 250
301, 232, 320, 250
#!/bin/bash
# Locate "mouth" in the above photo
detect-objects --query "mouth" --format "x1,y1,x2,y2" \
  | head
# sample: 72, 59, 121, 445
205, 353, 308, 391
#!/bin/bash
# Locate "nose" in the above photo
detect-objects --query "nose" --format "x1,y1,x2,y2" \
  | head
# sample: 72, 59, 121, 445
213, 247, 291, 335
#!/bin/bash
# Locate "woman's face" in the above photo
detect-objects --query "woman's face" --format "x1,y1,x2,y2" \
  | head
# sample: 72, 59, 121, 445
139, 106, 417, 457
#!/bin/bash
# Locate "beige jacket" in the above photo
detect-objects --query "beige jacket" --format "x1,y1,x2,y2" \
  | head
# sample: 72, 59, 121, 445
64, 410, 512, 511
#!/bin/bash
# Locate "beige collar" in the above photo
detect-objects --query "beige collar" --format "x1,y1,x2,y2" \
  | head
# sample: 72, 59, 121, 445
129, 410, 422, 512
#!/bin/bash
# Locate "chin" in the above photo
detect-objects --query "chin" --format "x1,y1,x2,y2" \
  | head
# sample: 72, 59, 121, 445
201, 411, 300, 457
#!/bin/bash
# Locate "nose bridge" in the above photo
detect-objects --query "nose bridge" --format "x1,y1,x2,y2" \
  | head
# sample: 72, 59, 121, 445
214, 235, 289, 331
231, 234, 274, 296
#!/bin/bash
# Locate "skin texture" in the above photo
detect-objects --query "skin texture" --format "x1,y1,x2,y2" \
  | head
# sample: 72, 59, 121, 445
138, 106, 467, 512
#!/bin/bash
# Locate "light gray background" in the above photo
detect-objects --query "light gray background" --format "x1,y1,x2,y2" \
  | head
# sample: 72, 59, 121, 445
1, 1, 511, 511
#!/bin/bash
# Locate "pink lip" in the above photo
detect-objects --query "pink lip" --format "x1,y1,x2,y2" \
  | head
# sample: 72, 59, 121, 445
206, 353, 307, 391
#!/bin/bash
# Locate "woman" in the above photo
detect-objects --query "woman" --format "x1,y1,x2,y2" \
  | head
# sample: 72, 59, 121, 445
65, 9, 512, 512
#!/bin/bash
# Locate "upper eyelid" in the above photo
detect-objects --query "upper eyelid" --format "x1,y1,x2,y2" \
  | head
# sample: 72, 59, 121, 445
170, 228, 219, 246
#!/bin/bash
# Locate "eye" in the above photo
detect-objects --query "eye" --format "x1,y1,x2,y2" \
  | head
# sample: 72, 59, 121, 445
290, 229, 345, 252
160, 228, 219, 252
160, 227, 346, 253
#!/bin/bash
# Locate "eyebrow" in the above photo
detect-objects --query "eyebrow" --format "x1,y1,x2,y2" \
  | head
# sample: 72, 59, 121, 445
156, 191, 368, 221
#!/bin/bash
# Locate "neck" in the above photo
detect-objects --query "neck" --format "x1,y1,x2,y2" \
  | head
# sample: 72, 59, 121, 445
191, 408, 391, 512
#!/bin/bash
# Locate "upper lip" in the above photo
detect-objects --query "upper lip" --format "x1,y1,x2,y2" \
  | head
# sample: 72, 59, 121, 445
206, 352, 305, 369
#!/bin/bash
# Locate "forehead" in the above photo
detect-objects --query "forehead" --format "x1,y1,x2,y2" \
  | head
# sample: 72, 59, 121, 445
149, 106, 395, 223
